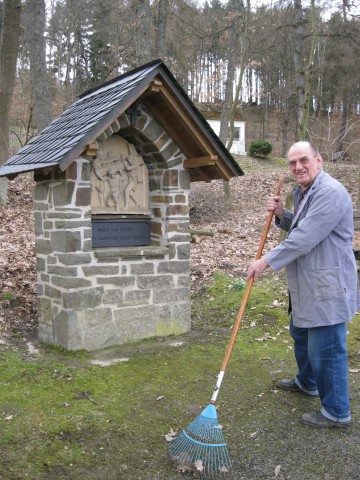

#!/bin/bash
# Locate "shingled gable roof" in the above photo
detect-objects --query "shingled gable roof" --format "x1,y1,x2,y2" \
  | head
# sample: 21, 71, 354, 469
0, 59, 243, 181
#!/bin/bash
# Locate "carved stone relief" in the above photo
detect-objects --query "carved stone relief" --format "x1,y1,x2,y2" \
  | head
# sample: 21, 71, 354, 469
91, 136, 150, 215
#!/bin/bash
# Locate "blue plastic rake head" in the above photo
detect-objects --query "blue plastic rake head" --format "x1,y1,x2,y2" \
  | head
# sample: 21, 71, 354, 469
169, 404, 233, 478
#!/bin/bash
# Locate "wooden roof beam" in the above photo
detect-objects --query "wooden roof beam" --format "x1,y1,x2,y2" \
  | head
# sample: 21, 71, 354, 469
184, 155, 217, 169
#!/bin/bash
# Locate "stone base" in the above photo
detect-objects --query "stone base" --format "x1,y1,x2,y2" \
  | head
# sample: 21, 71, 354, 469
39, 303, 191, 351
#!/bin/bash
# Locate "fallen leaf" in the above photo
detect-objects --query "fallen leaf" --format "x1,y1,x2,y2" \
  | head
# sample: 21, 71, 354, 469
165, 428, 178, 442
218, 465, 229, 472
194, 459, 204, 472
274, 464, 281, 477
176, 462, 197, 474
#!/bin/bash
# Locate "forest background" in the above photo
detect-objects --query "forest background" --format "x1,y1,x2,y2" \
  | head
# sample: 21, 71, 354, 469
1, 0, 360, 187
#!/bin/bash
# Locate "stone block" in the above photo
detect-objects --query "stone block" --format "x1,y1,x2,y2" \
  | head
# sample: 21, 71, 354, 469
149, 176, 161, 191
37, 296, 52, 325
34, 212, 43, 236
175, 194, 187, 203
65, 163, 77, 180
82, 265, 119, 276
153, 287, 189, 304
83, 238, 93, 252
179, 169, 191, 190
55, 220, 90, 230
43, 221, 54, 230
177, 275, 191, 287
81, 161, 91, 182
167, 156, 183, 169
150, 221, 162, 236
76, 186, 91, 206
137, 274, 174, 289
47, 212, 83, 219
154, 131, 170, 151
150, 194, 172, 204
163, 170, 178, 188
51, 276, 92, 289
63, 287, 104, 309
36, 256, 46, 272
113, 305, 157, 342
157, 260, 189, 274
34, 201, 48, 211
167, 222, 190, 233
47, 255, 57, 265
143, 119, 164, 142
57, 253, 92, 265
52, 181, 75, 206
124, 289, 151, 305
35, 238, 53, 255
156, 302, 191, 335
161, 142, 179, 161
97, 276, 135, 288
34, 183, 49, 202
102, 289, 124, 305
166, 204, 189, 217
47, 265, 78, 276
44, 284, 63, 300
176, 243, 190, 260
130, 263, 154, 275
54, 308, 114, 351
50, 230, 82, 252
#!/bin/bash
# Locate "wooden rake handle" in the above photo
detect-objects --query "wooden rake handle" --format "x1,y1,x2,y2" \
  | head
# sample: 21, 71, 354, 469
210, 175, 283, 403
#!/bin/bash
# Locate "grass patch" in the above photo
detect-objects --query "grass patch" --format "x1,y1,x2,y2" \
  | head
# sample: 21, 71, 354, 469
1, 273, 360, 479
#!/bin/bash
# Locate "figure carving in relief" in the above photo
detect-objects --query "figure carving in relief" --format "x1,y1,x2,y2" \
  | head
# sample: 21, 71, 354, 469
92, 150, 106, 205
90, 136, 149, 215
104, 164, 123, 210
123, 155, 139, 208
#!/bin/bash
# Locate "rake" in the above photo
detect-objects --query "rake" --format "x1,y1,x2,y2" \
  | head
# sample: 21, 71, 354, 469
169, 176, 283, 479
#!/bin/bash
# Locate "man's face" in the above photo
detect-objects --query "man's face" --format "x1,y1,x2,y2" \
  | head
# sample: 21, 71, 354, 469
287, 144, 323, 188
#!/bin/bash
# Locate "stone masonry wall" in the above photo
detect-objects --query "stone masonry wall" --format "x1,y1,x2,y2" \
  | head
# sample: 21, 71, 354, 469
34, 110, 191, 351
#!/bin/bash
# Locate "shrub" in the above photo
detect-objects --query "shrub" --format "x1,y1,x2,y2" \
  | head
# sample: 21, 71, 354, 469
249, 140, 273, 158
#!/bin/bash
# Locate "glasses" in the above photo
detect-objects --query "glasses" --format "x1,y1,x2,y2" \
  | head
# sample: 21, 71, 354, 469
288, 156, 317, 168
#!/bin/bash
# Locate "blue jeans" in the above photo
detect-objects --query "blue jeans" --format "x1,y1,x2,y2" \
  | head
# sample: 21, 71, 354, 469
290, 317, 351, 422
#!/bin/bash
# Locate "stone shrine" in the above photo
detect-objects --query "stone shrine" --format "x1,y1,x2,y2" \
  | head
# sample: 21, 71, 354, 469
0, 60, 243, 351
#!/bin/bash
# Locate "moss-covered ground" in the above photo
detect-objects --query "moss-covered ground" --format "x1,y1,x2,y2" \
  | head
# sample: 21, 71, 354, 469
1, 273, 360, 479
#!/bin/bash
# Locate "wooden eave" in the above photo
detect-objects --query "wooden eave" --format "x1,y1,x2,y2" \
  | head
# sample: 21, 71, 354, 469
140, 75, 240, 182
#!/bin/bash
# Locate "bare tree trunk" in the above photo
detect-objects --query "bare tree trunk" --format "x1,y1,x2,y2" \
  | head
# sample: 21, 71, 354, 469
337, 1, 348, 154
227, 0, 251, 151
28, 0, 52, 132
219, 44, 236, 211
135, 0, 152, 64
0, 0, 21, 205
293, 0, 305, 136
155, 0, 168, 60
218, 0, 250, 211
337, 94, 348, 153
300, 0, 317, 140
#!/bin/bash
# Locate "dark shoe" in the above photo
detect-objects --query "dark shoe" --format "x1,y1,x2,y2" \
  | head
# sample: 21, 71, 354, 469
276, 378, 318, 397
301, 411, 351, 428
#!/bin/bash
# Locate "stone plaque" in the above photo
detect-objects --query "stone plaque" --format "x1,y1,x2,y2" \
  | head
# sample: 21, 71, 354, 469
92, 218, 151, 248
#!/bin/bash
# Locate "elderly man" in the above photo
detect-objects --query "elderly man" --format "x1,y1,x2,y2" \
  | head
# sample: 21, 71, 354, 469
247, 141, 359, 428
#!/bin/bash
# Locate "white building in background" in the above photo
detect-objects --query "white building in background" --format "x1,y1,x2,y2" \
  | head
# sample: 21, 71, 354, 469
207, 120, 247, 156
